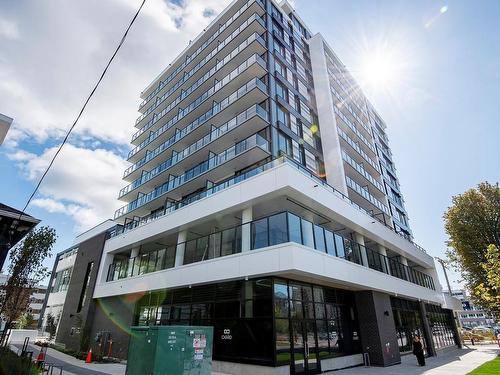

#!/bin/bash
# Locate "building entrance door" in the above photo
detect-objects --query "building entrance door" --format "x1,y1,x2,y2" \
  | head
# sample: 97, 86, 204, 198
291, 320, 320, 375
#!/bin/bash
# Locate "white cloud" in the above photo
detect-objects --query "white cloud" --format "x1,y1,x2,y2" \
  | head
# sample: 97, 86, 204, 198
9, 143, 128, 231
0, 0, 226, 146
0, 0, 229, 231
0, 17, 19, 40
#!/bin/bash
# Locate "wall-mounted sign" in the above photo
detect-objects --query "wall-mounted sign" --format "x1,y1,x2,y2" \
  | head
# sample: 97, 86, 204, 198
221, 328, 232, 340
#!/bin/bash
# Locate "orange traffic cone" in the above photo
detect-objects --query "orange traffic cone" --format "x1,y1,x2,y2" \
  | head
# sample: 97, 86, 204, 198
85, 348, 93, 363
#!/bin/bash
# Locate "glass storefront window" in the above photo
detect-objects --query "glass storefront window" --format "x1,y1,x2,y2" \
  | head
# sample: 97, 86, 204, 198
275, 318, 291, 364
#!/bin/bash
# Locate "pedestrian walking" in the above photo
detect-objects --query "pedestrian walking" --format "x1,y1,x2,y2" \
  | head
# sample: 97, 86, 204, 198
412, 335, 426, 366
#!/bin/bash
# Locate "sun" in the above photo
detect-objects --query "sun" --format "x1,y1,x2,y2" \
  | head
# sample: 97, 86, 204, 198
359, 46, 405, 91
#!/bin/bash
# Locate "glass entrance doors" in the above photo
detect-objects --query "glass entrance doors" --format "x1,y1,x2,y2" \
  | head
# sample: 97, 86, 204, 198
292, 320, 320, 375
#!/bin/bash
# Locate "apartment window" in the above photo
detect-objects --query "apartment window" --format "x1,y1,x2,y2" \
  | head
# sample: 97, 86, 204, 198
299, 100, 312, 123
290, 115, 299, 135
296, 60, 307, 81
278, 132, 292, 157
277, 105, 289, 127
276, 81, 288, 101
272, 4, 283, 21
304, 149, 317, 173
297, 79, 310, 101
275, 60, 286, 77
274, 40, 285, 57
52, 267, 73, 293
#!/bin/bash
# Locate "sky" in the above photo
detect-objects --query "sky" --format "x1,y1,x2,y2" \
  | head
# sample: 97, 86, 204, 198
0, 0, 499, 290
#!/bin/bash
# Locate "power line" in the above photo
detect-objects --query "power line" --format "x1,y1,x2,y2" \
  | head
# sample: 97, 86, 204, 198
19, 0, 146, 218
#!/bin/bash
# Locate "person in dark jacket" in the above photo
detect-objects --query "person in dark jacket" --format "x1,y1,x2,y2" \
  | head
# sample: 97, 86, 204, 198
412, 335, 426, 366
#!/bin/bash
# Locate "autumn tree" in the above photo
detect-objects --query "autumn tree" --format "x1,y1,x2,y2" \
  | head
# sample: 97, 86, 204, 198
444, 182, 500, 318
0, 226, 56, 345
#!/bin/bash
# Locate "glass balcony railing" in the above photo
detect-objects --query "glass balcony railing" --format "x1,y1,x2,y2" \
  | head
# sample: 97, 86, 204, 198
115, 134, 269, 218
107, 211, 435, 291
136, 14, 266, 126
112, 155, 428, 254
119, 105, 268, 198
139, 0, 265, 109
337, 126, 380, 173
333, 105, 376, 155
341, 149, 385, 193
345, 175, 389, 215
132, 39, 266, 144
128, 61, 267, 160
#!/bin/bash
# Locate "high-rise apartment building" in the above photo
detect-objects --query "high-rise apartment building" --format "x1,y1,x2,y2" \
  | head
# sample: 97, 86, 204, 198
83, 0, 460, 373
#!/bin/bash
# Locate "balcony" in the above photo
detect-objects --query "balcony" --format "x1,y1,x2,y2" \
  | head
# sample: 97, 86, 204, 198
111, 156, 429, 261
135, 15, 266, 131
337, 126, 380, 176
128, 71, 268, 165
345, 175, 389, 216
115, 134, 270, 218
107, 211, 435, 291
341, 149, 386, 195
119, 105, 269, 200
139, 0, 265, 109
132, 41, 267, 147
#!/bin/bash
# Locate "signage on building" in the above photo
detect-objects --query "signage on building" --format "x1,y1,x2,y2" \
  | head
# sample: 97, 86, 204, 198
221, 328, 232, 340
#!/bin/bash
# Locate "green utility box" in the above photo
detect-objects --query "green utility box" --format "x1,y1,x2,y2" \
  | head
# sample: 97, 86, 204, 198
126, 326, 214, 375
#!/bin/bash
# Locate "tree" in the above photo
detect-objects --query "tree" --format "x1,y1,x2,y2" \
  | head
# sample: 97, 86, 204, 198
0, 226, 56, 345
45, 312, 59, 340
16, 312, 35, 329
444, 182, 500, 317
473, 245, 500, 317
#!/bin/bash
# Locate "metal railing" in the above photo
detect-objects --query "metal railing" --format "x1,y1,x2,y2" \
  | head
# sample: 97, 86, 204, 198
115, 134, 269, 218
139, 0, 265, 109
112, 156, 429, 254
107, 211, 435, 290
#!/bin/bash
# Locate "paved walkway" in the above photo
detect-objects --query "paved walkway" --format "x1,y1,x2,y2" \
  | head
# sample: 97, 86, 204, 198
326, 345, 500, 375
11, 344, 126, 375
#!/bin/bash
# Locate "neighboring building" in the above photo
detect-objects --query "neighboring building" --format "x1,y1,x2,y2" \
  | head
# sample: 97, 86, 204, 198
0, 274, 47, 329
0, 203, 40, 270
0, 113, 13, 145
49, 0, 460, 372
39, 220, 117, 344
449, 289, 495, 328
0, 115, 40, 270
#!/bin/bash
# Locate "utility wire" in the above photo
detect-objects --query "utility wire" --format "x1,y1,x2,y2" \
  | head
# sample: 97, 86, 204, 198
18, 0, 146, 219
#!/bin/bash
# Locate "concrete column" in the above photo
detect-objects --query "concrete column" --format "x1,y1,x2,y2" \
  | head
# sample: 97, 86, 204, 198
101, 254, 115, 283
419, 301, 436, 357
354, 233, 369, 267
174, 230, 187, 267
355, 291, 401, 366
378, 244, 391, 275
128, 247, 140, 276
241, 206, 253, 252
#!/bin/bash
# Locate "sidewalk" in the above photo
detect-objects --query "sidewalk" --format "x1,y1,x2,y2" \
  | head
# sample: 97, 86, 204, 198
11, 343, 126, 375
326, 345, 500, 375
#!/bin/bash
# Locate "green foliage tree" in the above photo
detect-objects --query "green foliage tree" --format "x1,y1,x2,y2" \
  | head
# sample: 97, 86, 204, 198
473, 245, 500, 317
444, 182, 500, 317
0, 226, 56, 345
16, 312, 35, 329
45, 312, 58, 340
